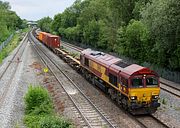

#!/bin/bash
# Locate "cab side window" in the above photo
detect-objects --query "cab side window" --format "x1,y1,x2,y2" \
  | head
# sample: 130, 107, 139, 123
109, 73, 117, 87
121, 77, 128, 87
80, 55, 83, 63
85, 57, 89, 67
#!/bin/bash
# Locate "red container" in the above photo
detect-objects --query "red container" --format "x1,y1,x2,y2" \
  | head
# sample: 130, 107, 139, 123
46, 34, 60, 48
39, 32, 60, 49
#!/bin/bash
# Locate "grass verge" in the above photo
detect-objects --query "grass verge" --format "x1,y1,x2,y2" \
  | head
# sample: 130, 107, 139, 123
24, 85, 73, 128
0, 28, 30, 64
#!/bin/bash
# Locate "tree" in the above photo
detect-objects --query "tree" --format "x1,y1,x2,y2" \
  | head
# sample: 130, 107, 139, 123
38, 17, 52, 32
141, 0, 180, 69
0, 1, 10, 10
51, 13, 62, 34
117, 20, 150, 62
0, 1, 22, 42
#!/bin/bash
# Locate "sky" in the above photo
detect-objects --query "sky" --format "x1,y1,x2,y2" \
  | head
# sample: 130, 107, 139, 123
3, 0, 76, 21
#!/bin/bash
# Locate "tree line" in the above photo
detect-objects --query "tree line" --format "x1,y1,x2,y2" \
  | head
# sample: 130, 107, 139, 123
0, 1, 25, 43
38, 0, 180, 71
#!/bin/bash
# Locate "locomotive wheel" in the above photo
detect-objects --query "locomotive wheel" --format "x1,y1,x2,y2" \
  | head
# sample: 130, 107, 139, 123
108, 88, 116, 101
116, 95, 122, 105
122, 97, 128, 110
91, 76, 95, 85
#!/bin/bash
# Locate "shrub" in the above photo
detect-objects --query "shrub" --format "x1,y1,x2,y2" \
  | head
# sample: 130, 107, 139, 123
24, 85, 53, 114
24, 115, 42, 128
30, 101, 53, 115
24, 85, 73, 128
40, 116, 72, 128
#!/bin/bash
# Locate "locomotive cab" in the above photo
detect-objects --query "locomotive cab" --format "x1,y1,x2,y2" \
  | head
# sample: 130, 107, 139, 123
128, 67, 160, 114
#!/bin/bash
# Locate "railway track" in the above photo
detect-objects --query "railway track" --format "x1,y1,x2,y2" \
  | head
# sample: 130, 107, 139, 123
160, 82, 180, 98
29, 31, 116, 128
135, 115, 169, 128
0, 34, 27, 80
62, 41, 180, 98
61, 41, 83, 52
0, 34, 28, 107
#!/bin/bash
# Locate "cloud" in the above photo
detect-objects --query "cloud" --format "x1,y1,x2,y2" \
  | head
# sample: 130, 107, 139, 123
4, 0, 76, 20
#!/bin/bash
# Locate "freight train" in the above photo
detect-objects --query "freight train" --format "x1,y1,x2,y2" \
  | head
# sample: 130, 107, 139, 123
36, 31, 160, 115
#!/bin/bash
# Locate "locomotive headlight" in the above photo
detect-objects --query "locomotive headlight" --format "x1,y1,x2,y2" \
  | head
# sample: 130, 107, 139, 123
131, 96, 137, 100
152, 95, 159, 99
154, 95, 159, 99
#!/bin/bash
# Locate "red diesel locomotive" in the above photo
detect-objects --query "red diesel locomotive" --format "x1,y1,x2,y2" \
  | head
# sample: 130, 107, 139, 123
80, 49, 160, 114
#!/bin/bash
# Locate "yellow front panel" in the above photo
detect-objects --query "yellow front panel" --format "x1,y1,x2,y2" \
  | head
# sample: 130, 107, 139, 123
129, 88, 160, 103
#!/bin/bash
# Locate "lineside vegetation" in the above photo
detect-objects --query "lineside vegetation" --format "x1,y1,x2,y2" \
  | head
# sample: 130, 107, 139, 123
0, 1, 28, 63
0, 32, 21, 63
0, 1, 26, 43
24, 85, 73, 128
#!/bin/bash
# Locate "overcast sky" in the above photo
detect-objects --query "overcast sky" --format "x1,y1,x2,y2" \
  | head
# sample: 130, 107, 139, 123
3, 0, 76, 21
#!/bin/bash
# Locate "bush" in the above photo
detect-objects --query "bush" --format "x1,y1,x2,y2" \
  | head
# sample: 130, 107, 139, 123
24, 85, 73, 128
24, 115, 42, 128
24, 85, 53, 114
40, 116, 72, 128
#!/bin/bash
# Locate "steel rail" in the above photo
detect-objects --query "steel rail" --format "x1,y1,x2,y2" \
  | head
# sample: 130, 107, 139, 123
149, 115, 169, 128
0, 34, 28, 80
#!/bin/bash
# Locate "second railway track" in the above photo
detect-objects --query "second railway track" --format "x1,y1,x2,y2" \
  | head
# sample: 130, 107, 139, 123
0, 34, 28, 80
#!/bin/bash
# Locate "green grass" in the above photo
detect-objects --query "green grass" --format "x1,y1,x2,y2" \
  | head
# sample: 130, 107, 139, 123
22, 27, 30, 33
0, 33, 21, 63
69, 52, 79, 58
161, 98, 167, 105
0, 27, 30, 64
24, 85, 73, 128
174, 107, 180, 111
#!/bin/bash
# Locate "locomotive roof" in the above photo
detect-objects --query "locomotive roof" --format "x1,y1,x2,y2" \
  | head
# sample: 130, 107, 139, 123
81, 49, 121, 67
82, 49, 155, 76
123, 64, 147, 75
